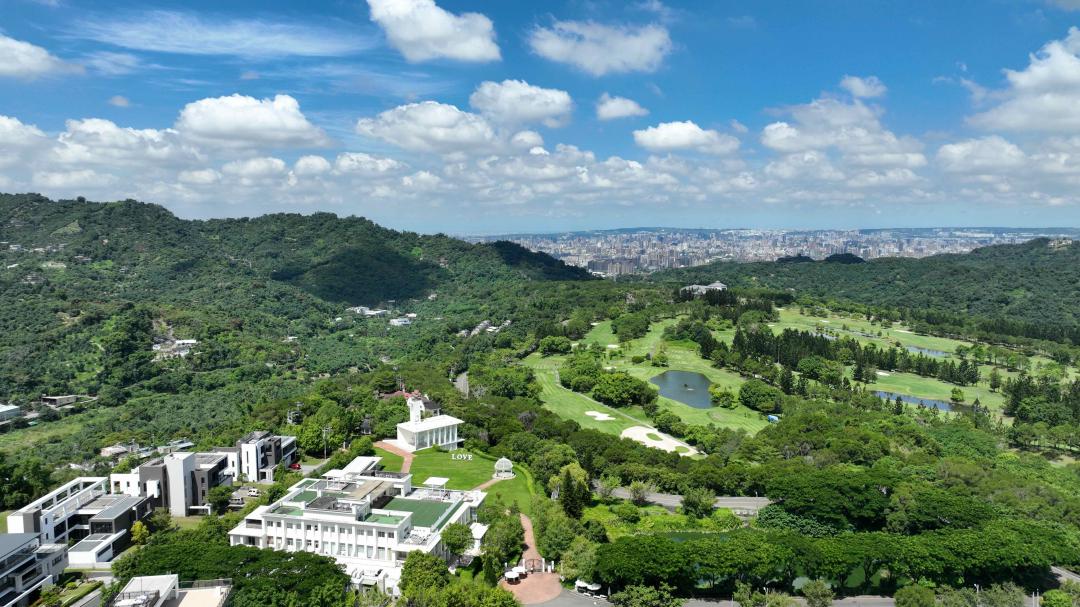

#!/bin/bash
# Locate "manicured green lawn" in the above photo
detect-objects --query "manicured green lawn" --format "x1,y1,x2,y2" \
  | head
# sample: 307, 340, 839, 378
0, 510, 9, 533
373, 447, 405, 472
486, 466, 536, 515
529, 318, 769, 435
526, 360, 645, 434
871, 370, 1004, 412
174, 516, 203, 530
409, 449, 496, 490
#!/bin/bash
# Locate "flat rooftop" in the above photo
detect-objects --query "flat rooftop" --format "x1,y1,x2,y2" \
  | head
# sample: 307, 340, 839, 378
0, 533, 37, 557
84, 494, 144, 521
397, 414, 463, 433
71, 533, 113, 553
382, 497, 454, 529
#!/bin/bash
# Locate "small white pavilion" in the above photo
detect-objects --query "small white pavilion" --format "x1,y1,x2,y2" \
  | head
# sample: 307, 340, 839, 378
394, 392, 463, 453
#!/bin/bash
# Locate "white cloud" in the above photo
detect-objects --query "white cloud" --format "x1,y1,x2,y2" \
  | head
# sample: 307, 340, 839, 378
366, 0, 500, 63
108, 95, 131, 108
969, 27, 1080, 132
0, 34, 80, 79
765, 151, 844, 181
634, 121, 739, 154
510, 130, 544, 149
0, 115, 47, 147
760, 97, 925, 170
846, 168, 919, 188
33, 169, 113, 189
178, 168, 221, 185
176, 94, 330, 148
74, 10, 372, 58
401, 170, 442, 190
0, 115, 49, 168
528, 21, 672, 76
937, 136, 1027, 172
596, 93, 648, 120
469, 80, 573, 127
294, 155, 331, 176
729, 119, 749, 134
222, 157, 287, 178
83, 51, 142, 76
840, 75, 887, 98
333, 152, 407, 175
53, 118, 202, 167
356, 101, 496, 154
1048, 0, 1080, 9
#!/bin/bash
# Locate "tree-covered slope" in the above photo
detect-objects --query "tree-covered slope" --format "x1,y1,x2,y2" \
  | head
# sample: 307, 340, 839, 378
0, 193, 590, 400
655, 238, 1080, 341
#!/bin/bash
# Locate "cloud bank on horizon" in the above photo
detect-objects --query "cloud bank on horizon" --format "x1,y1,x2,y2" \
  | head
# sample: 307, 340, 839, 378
1, 0, 1080, 233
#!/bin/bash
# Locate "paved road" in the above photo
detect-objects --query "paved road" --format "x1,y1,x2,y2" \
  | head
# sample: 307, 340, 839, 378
606, 486, 772, 514
1054, 565, 1080, 584
536, 589, 896, 607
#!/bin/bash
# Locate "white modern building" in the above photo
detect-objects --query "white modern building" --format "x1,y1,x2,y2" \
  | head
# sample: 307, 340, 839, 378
0, 533, 66, 607
680, 281, 728, 297
5, 477, 149, 570
391, 393, 462, 453
227, 456, 485, 594
216, 431, 298, 483
107, 574, 231, 607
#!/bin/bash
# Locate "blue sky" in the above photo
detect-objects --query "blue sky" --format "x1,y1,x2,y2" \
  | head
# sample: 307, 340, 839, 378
2, 0, 1080, 233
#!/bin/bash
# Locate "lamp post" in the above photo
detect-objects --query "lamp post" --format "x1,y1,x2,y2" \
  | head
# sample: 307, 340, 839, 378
322, 425, 331, 460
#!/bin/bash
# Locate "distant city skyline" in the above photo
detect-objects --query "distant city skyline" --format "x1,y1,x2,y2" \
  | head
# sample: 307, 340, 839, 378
475, 226, 1079, 275
4, 1, 1080, 231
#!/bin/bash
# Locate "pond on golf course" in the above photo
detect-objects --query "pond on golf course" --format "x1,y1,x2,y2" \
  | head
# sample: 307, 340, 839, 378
650, 370, 713, 409
875, 390, 964, 412
905, 345, 950, 358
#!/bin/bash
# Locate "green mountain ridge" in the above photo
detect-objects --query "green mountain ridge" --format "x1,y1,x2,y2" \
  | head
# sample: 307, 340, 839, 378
0, 193, 591, 401
654, 237, 1080, 343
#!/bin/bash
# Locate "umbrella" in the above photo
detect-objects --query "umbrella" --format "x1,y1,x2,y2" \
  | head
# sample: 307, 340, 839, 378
504, 571, 519, 580
587, 583, 602, 592
575, 580, 588, 588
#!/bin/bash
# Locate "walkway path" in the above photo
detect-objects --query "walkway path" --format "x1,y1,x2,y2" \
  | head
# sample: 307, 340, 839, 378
473, 476, 510, 491
499, 514, 562, 605
374, 440, 413, 473
605, 486, 772, 516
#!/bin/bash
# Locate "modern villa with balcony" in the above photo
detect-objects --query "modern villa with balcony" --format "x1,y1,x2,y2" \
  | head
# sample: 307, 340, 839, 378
5, 477, 150, 569
0, 533, 66, 607
227, 455, 486, 594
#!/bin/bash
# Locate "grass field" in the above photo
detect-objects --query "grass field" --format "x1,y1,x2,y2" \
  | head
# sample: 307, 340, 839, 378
403, 448, 537, 514
872, 371, 1004, 411
770, 308, 1016, 414
409, 449, 499, 490
537, 319, 769, 434
0, 510, 8, 533
486, 466, 536, 515
373, 447, 405, 473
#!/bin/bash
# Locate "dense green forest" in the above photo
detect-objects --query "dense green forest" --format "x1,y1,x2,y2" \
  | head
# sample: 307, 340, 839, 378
4, 194, 1080, 607
0, 193, 613, 470
655, 238, 1080, 345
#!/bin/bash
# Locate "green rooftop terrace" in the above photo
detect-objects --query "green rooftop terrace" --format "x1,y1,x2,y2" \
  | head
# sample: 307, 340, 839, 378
382, 498, 454, 529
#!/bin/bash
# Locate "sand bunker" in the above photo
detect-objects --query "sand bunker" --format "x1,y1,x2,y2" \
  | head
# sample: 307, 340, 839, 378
584, 410, 615, 421
876, 371, 892, 377
620, 426, 698, 456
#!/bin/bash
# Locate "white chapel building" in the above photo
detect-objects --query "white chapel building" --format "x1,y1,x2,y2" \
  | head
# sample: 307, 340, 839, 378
392, 393, 463, 453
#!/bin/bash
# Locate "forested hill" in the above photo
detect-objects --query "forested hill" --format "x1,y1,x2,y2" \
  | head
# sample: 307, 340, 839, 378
0, 193, 590, 401
654, 238, 1080, 342
0, 193, 590, 305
